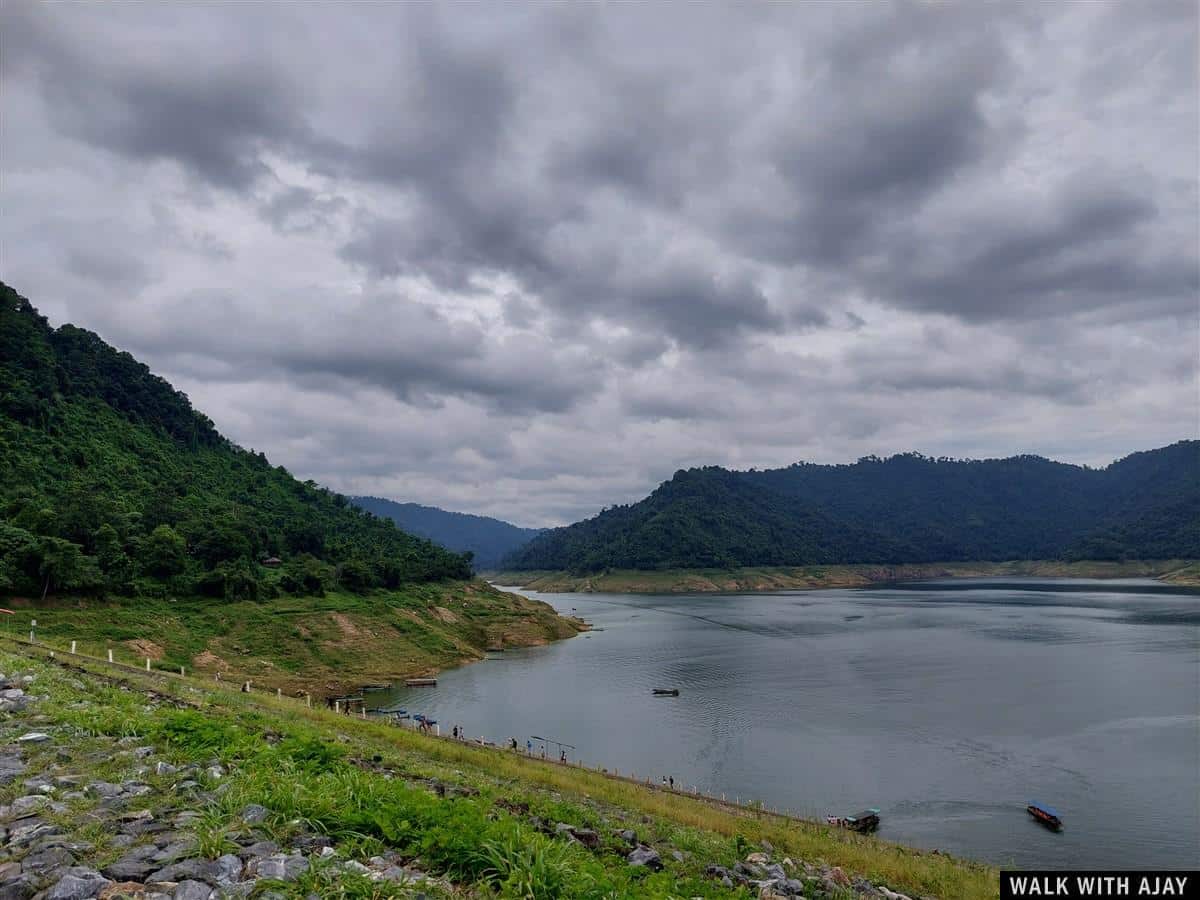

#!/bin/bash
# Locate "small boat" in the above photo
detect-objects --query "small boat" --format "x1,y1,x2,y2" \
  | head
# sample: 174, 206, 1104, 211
652, 688, 680, 696
405, 677, 437, 687
367, 703, 407, 715
1026, 802, 1062, 830
826, 808, 880, 833
486, 647, 505, 653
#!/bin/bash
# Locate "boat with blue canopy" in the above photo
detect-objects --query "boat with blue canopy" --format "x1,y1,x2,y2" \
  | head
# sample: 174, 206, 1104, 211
1026, 802, 1062, 830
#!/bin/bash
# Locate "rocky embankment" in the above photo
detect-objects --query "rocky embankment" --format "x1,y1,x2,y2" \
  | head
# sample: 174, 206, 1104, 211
0, 671, 451, 899
0, 654, 967, 899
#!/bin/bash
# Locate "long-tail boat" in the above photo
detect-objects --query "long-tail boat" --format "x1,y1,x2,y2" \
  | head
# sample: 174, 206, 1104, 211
825, 808, 880, 833
1026, 802, 1062, 830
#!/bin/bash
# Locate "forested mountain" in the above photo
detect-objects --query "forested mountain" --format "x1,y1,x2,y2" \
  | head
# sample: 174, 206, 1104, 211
0, 282, 471, 601
502, 443, 1200, 573
350, 497, 542, 570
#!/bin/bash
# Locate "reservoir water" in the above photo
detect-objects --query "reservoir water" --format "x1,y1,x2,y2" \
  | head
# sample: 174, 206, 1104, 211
370, 578, 1200, 868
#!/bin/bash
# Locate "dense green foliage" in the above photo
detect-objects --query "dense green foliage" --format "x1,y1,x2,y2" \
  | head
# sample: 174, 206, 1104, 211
352, 497, 543, 570
504, 444, 1199, 572
0, 282, 471, 601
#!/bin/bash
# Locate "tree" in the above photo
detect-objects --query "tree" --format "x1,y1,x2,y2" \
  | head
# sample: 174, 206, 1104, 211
139, 525, 187, 577
94, 523, 133, 590
36, 537, 101, 600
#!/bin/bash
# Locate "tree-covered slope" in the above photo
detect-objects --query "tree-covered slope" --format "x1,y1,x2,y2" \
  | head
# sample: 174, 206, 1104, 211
0, 281, 472, 601
351, 497, 542, 570
503, 444, 1199, 573
505, 467, 914, 572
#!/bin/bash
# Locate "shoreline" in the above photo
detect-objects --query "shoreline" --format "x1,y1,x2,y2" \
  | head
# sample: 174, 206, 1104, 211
0, 579, 588, 699
489, 559, 1200, 594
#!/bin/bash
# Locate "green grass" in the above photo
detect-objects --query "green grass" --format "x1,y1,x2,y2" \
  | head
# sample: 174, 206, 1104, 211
0, 643, 999, 899
1, 580, 581, 695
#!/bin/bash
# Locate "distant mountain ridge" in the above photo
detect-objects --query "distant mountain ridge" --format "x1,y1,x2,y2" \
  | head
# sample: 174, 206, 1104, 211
350, 497, 543, 570
501, 443, 1200, 573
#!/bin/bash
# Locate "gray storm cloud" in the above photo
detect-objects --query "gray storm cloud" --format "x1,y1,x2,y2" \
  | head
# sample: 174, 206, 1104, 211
1, 0, 1195, 525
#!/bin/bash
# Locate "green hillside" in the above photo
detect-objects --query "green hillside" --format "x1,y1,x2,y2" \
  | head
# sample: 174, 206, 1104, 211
0, 281, 472, 603
503, 445, 1199, 573
0, 282, 580, 689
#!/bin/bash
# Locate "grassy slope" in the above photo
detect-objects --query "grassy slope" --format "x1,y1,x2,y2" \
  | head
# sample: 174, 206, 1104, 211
490, 559, 1200, 593
2, 580, 582, 696
0, 643, 999, 899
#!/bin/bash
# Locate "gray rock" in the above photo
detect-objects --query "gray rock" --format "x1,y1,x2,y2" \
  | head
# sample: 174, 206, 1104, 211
247, 853, 308, 882
173, 880, 215, 900
45, 868, 111, 900
154, 762, 178, 776
102, 856, 158, 881
239, 804, 268, 824
0, 757, 27, 786
7, 820, 60, 848
238, 840, 280, 860
626, 846, 663, 870
377, 865, 425, 883
0, 874, 38, 900
568, 827, 600, 849
5, 795, 48, 818
341, 861, 371, 876
290, 834, 331, 853
782, 878, 808, 895
735, 860, 765, 879
89, 782, 125, 799
152, 837, 199, 862
670, 849, 685, 863
20, 845, 74, 876
150, 858, 216, 883
765, 863, 788, 881
212, 855, 242, 885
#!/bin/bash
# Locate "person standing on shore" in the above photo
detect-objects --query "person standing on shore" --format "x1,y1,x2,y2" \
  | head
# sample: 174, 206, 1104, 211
526, 739, 532, 754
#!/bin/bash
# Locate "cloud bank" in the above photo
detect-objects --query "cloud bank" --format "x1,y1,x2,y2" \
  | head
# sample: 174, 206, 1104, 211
2, 1, 1196, 525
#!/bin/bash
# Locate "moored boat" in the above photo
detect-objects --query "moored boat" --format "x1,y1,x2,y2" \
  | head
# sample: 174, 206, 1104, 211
652, 688, 680, 696
1026, 802, 1062, 830
825, 808, 880, 833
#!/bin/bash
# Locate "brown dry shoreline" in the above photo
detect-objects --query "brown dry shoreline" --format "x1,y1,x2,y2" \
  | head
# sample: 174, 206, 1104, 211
490, 559, 1200, 594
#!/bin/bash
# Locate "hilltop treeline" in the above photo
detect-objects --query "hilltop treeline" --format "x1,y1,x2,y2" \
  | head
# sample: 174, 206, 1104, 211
0, 282, 471, 602
503, 444, 1199, 573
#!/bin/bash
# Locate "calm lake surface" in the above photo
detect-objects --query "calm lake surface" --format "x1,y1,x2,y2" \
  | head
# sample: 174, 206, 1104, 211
370, 578, 1200, 868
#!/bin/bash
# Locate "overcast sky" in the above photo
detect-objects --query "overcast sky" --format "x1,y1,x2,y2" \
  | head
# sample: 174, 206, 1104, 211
2, 1, 1196, 526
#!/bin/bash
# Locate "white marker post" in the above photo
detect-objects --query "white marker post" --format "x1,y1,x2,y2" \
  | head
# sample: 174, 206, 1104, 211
108, 649, 114, 663
70, 641, 76, 654
146, 658, 151, 671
